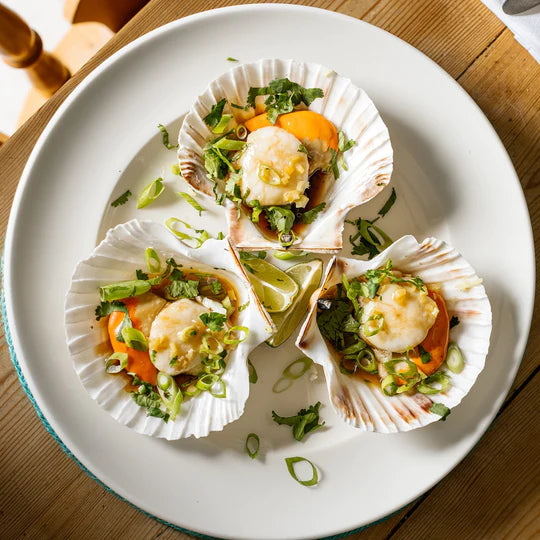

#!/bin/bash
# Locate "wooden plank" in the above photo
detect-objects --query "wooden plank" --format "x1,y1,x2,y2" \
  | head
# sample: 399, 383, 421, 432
391, 371, 540, 540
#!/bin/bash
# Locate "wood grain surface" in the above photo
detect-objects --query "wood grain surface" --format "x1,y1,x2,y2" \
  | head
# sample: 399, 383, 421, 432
1, 1, 539, 539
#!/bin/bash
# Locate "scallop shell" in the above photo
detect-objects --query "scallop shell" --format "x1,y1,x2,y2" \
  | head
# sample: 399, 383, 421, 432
178, 58, 393, 252
64, 219, 274, 440
296, 235, 492, 432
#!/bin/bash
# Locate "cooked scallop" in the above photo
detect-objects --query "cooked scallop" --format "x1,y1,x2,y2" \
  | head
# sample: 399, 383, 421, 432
360, 282, 439, 353
239, 126, 309, 207
149, 298, 219, 376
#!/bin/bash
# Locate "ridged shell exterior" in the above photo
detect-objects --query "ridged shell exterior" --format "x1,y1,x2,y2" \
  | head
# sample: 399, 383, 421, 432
296, 235, 492, 432
178, 58, 393, 252
64, 220, 274, 440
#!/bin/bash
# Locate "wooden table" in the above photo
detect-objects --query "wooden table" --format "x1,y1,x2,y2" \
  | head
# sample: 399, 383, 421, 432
1, 1, 538, 538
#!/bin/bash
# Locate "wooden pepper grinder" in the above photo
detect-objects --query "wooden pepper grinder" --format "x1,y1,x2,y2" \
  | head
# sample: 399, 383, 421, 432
0, 2, 70, 97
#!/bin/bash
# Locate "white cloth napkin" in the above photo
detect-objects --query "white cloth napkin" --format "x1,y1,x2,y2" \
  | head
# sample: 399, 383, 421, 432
481, 0, 540, 62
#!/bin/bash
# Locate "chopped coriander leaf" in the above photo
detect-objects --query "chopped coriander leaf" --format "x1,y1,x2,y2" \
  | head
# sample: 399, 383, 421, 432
338, 131, 355, 153
430, 402, 451, 421
95, 300, 128, 321
378, 187, 397, 217
136, 269, 149, 280
200, 312, 227, 332
316, 299, 351, 349
246, 78, 324, 124
300, 203, 326, 224
204, 148, 229, 180
347, 217, 393, 260
157, 124, 178, 149
169, 356, 178, 367
204, 98, 227, 129
247, 199, 263, 222
231, 102, 248, 110
329, 148, 340, 179
418, 344, 432, 364
450, 316, 460, 329
227, 57, 239, 62
166, 269, 199, 299
240, 251, 266, 261
272, 402, 325, 441
111, 190, 132, 207
131, 388, 169, 421
211, 280, 222, 294
239, 300, 250, 312
264, 206, 295, 234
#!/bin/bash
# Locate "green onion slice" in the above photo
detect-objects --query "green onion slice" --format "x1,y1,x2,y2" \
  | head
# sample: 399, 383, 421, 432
137, 177, 164, 209
178, 191, 205, 215
181, 380, 200, 397
200, 333, 224, 356
285, 457, 319, 487
165, 217, 208, 248
105, 352, 128, 373
158, 124, 178, 149
272, 377, 293, 393
381, 374, 398, 396
384, 358, 418, 380
196, 373, 220, 391
245, 433, 260, 459
363, 313, 384, 337
210, 378, 227, 398
273, 250, 307, 260
100, 280, 151, 302
354, 348, 378, 374
445, 342, 465, 374
156, 372, 182, 420
417, 371, 451, 395
283, 357, 313, 380
278, 231, 296, 247
247, 358, 258, 384
236, 125, 248, 139
120, 326, 148, 351
212, 114, 232, 134
213, 138, 246, 151
145, 247, 161, 273
157, 372, 173, 391
171, 163, 181, 175
224, 326, 249, 345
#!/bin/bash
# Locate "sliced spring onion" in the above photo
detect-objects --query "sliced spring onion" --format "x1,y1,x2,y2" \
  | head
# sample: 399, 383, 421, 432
247, 358, 258, 384
217, 232, 225, 240
355, 349, 378, 374
181, 382, 200, 398
157, 372, 173, 391
238, 300, 250, 312
202, 357, 226, 375
178, 192, 205, 215
285, 457, 319, 487
196, 373, 220, 391
171, 163, 181, 175
100, 280, 151, 302
105, 352, 128, 373
245, 433, 260, 459
156, 372, 182, 420
339, 359, 355, 375
137, 177, 164, 209
165, 217, 209, 248
278, 231, 296, 247
272, 377, 293, 393
222, 296, 234, 316
224, 326, 249, 345
121, 326, 148, 351
200, 334, 224, 356
145, 247, 161, 273
381, 374, 398, 396
158, 124, 178, 149
213, 138, 246, 151
384, 358, 418, 380
273, 250, 307, 260
430, 402, 451, 420
212, 114, 232, 134
209, 378, 227, 398
236, 125, 247, 139
417, 371, 451, 395
396, 375, 421, 394
283, 357, 313, 380
445, 342, 465, 374
363, 313, 384, 337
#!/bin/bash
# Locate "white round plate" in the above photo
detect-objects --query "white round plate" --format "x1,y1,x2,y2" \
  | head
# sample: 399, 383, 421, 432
4, 5, 534, 540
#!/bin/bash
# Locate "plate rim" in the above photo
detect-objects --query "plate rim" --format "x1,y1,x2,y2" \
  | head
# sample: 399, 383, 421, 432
3, 3, 536, 539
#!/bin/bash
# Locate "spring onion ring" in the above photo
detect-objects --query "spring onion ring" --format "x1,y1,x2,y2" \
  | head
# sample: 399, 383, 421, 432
212, 113, 232, 134
105, 352, 128, 373
363, 313, 384, 337
384, 358, 418, 380
209, 378, 227, 398
224, 326, 249, 345
445, 342, 465, 374
283, 357, 313, 380
200, 334, 224, 356
381, 374, 398, 396
157, 373, 182, 420
196, 373, 220, 391
165, 218, 209, 248
417, 371, 451, 395
178, 192, 205, 216
245, 433, 260, 459
213, 138, 246, 151
137, 178, 164, 209
236, 125, 248, 139
120, 326, 148, 351
145, 247, 161, 273
285, 457, 319, 487
272, 377, 293, 393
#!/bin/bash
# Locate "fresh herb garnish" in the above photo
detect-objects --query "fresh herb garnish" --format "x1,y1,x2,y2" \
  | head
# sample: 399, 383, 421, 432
95, 300, 128, 321
264, 206, 295, 234
158, 124, 178, 150
227, 57, 239, 62
338, 131, 355, 153
450, 316, 460, 329
430, 402, 451, 421
204, 98, 227, 129
200, 312, 227, 332
298, 143, 308, 154
136, 269, 149, 280
240, 251, 266, 261
111, 190, 132, 207
272, 402, 325, 441
317, 299, 351, 349
178, 191, 205, 215
247, 78, 324, 124
418, 344, 432, 364
166, 268, 199, 299
300, 203, 326, 224
239, 300, 250, 312
210, 280, 222, 295
131, 384, 169, 422
378, 187, 397, 217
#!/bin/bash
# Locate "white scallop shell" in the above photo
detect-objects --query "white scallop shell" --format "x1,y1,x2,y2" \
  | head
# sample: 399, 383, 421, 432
296, 235, 492, 432
178, 58, 393, 252
64, 219, 274, 440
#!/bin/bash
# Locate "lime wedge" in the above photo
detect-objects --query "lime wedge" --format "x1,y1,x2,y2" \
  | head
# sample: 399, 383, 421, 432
266, 259, 323, 347
243, 258, 299, 313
